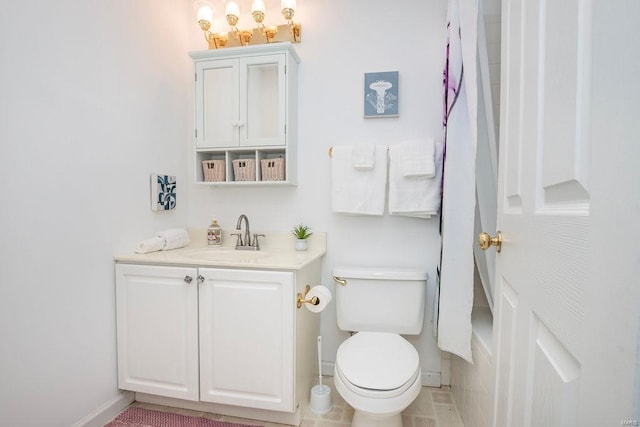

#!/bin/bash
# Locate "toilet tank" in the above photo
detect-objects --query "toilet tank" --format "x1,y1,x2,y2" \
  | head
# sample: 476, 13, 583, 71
333, 266, 428, 335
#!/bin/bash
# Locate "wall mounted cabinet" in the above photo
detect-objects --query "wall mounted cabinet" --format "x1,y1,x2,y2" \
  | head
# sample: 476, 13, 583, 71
190, 44, 299, 185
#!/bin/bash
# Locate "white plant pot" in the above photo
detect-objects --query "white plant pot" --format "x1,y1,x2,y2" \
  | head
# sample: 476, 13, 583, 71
295, 239, 309, 251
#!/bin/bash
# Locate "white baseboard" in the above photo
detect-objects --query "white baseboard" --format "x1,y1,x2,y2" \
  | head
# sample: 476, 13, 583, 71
321, 361, 442, 388
72, 391, 134, 427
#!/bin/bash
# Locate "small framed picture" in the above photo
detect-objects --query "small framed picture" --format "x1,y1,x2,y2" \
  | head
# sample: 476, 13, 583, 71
151, 174, 176, 211
364, 71, 399, 118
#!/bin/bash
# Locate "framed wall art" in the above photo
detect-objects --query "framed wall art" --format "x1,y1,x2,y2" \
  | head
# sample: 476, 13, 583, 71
151, 174, 177, 211
364, 71, 399, 118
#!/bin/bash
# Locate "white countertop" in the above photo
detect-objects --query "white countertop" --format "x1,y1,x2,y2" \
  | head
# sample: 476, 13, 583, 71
115, 229, 326, 271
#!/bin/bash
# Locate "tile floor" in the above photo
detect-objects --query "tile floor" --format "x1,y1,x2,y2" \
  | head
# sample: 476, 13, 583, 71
120, 377, 464, 427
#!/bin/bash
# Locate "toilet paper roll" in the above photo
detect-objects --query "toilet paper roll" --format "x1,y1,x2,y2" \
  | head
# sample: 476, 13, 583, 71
305, 285, 332, 313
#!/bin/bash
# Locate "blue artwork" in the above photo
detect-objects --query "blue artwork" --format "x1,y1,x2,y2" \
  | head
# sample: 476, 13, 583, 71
364, 71, 399, 118
151, 174, 176, 211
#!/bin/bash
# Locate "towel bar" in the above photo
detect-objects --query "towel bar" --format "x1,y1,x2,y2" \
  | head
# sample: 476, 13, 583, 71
328, 146, 389, 158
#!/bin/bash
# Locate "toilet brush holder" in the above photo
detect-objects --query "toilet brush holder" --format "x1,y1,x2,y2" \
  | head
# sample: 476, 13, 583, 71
310, 384, 332, 414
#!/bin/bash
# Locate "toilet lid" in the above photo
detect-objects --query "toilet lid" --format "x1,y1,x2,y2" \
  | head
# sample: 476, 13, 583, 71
336, 332, 419, 391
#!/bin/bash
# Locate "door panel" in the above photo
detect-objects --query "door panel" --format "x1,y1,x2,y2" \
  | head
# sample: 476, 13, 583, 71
528, 319, 580, 426
494, 0, 639, 425
540, 0, 591, 205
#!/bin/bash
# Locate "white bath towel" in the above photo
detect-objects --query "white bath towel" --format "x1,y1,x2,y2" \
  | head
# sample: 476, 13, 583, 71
401, 138, 436, 178
331, 145, 387, 216
155, 228, 190, 251
352, 143, 376, 170
388, 142, 443, 218
135, 236, 165, 254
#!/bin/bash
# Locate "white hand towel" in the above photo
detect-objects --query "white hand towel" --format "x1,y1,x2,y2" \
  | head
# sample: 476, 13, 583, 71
135, 236, 165, 254
155, 228, 191, 251
401, 138, 436, 178
352, 143, 376, 170
332, 145, 387, 216
388, 142, 443, 218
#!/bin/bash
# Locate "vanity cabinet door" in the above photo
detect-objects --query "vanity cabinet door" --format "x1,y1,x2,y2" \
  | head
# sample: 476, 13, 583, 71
115, 264, 200, 401
198, 268, 295, 412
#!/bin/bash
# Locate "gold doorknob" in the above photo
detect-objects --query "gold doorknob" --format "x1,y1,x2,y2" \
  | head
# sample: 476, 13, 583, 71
478, 231, 502, 253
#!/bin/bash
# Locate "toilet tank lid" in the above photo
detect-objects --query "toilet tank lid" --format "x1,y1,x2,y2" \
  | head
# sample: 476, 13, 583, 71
332, 266, 428, 281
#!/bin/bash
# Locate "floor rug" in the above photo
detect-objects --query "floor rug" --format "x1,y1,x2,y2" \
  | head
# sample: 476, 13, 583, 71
104, 407, 263, 427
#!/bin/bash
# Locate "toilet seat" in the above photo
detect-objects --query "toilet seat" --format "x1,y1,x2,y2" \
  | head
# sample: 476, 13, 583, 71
335, 332, 420, 398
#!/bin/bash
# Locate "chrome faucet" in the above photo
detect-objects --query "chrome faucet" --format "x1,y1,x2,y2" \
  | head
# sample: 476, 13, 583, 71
233, 214, 264, 251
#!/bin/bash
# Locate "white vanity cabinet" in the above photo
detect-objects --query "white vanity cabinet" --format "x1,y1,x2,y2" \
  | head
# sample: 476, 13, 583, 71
115, 260, 319, 425
190, 43, 299, 185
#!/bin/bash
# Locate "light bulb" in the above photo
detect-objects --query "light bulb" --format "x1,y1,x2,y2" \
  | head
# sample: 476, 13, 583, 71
225, 1, 240, 17
251, 0, 266, 14
281, 0, 296, 10
197, 5, 214, 23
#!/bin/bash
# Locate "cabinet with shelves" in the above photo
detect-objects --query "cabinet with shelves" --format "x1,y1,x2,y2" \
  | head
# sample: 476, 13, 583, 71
190, 43, 299, 185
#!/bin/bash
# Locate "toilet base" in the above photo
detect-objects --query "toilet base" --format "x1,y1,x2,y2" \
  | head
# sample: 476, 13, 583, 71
352, 410, 403, 427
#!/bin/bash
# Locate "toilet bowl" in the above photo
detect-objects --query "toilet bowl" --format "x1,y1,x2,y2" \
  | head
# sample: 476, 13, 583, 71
332, 266, 428, 427
333, 332, 422, 427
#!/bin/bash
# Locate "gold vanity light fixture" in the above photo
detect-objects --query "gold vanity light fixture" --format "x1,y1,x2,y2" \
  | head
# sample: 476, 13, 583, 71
195, 0, 302, 50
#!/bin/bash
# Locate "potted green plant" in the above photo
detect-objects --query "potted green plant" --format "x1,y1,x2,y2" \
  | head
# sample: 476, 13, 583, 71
292, 224, 312, 251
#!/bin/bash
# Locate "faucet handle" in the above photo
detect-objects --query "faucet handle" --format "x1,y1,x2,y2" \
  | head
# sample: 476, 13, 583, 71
230, 232, 243, 247
252, 234, 265, 250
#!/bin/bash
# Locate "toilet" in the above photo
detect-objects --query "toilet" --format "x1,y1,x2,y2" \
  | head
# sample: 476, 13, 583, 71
332, 266, 428, 427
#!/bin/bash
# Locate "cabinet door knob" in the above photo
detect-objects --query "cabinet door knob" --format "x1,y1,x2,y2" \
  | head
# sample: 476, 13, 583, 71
184, 275, 193, 284
197, 275, 205, 284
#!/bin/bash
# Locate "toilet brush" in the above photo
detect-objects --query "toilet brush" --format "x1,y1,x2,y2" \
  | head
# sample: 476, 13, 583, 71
309, 336, 332, 414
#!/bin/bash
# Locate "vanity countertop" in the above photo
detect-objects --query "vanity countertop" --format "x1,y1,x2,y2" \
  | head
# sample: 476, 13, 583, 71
114, 229, 326, 271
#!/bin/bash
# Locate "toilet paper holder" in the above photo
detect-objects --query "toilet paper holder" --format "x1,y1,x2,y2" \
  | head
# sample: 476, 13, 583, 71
297, 285, 320, 309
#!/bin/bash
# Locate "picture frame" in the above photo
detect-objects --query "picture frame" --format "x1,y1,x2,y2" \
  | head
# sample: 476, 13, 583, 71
364, 71, 399, 118
151, 174, 177, 211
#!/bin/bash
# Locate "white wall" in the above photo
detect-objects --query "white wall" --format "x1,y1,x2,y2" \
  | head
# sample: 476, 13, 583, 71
0, 1, 190, 426
0, 1, 450, 425
186, 0, 448, 381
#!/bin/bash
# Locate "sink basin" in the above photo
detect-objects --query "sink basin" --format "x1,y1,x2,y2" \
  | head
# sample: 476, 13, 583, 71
182, 248, 270, 262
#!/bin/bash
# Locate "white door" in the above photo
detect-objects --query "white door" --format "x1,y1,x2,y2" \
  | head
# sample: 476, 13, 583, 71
115, 264, 200, 401
492, 1, 640, 426
198, 268, 295, 412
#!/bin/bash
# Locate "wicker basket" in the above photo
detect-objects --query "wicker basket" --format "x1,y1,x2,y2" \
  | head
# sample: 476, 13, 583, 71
202, 160, 225, 182
260, 158, 286, 181
232, 159, 256, 181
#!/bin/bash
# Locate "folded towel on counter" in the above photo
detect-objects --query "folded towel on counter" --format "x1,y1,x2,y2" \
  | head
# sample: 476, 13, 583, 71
401, 138, 436, 178
332, 145, 387, 216
352, 143, 376, 170
388, 142, 444, 218
135, 236, 165, 254
154, 228, 190, 251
